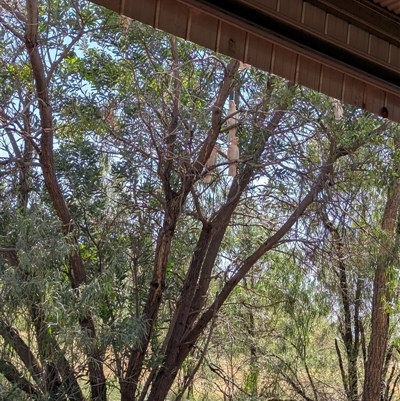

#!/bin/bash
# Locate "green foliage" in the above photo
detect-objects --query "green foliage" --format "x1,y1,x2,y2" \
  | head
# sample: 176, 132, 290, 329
1, 0, 400, 399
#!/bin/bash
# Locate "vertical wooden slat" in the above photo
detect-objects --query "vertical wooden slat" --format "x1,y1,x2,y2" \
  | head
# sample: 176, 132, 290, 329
368, 33, 372, 54
348, 25, 369, 53
119, 0, 125, 15
215, 20, 222, 53
301, 1, 306, 23
369, 35, 390, 63
189, 10, 219, 53
294, 54, 300, 84
297, 56, 322, 91
346, 23, 351, 45
324, 13, 329, 34
270, 43, 276, 74
318, 63, 324, 93
341, 74, 346, 101
244, 32, 250, 63
154, 0, 161, 28
122, 0, 157, 26
219, 22, 247, 60
303, 2, 326, 33
185, 9, 192, 41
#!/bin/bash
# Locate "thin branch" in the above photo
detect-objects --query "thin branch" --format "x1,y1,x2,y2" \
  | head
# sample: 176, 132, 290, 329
0, 17, 25, 41
190, 187, 208, 225
174, 312, 217, 401
335, 338, 349, 397
46, 30, 84, 83
184, 122, 388, 346
0, 0, 27, 22
0, 321, 43, 386
0, 247, 17, 252
0, 359, 41, 397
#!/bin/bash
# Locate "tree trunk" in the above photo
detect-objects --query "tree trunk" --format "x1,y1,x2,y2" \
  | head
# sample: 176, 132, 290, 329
144, 124, 388, 401
24, 0, 107, 398
363, 178, 400, 401
363, 268, 390, 401
121, 58, 241, 401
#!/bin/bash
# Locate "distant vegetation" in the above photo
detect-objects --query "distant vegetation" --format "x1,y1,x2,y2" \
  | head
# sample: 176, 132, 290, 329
0, 1, 400, 400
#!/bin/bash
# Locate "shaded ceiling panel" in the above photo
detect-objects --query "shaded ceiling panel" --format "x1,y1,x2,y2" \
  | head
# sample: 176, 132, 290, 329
279, 0, 303, 21
89, 0, 400, 123
188, 9, 219, 51
387, 92, 400, 119
297, 56, 322, 91
343, 75, 366, 109
246, 34, 273, 71
364, 85, 387, 112
390, 44, 400, 67
370, 35, 390, 63
122, 0, 157, 26
373, 0, 400, 15
218, 21, 247, 59
320, 66, 345, 100
325, 14, 348, 43
273, 46, 298, 82
303, 3, 326, 33
158, 0, 188, 39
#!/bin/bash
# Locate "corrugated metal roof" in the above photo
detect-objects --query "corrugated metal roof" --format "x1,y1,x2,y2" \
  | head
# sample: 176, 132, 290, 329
373, 0, 400, 15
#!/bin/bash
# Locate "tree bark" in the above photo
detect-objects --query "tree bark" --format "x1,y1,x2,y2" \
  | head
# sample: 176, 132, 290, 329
121, 57, 240, 401
0, 359, 41, 398
24, 0, 106, 398
145, 96, 289, 401
0, 321, 42, 387
363, 179, 400, 401
322, 210, 361, 401
147, 123, 388, 401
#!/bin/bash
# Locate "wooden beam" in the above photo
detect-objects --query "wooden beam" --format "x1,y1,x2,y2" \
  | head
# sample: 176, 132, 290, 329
90, 0, 400, 122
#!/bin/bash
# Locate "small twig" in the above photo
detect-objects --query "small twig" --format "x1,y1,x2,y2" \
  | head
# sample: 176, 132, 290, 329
0, 17, 25, 41
175, 312, 217, 401
0, 247, 17, 252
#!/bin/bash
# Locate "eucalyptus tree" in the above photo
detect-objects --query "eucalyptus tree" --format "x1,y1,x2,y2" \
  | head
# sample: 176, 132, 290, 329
287, 107, 400, 401
0, 0, 396, 400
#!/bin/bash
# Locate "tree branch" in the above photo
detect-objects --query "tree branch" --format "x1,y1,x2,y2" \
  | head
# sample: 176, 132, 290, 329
0, 321, 43, 386
24, 0, 106, 398
335, 338, 349, 397
184, 122, 388, 346
0, 359, 41, 398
